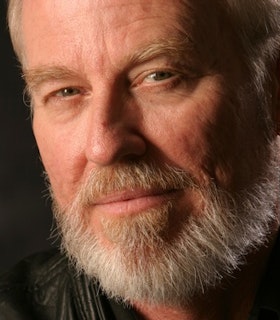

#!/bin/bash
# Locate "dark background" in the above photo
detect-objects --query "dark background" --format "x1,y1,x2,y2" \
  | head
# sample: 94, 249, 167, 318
0, 2, 53, 271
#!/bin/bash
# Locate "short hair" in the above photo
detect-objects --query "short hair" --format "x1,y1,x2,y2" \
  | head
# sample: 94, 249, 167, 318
7, 0, 22, 63
225, 0, 280, 91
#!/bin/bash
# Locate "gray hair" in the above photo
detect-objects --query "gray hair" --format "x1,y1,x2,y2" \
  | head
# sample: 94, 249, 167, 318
7, 0, 22, 63
225, 0, 280, 92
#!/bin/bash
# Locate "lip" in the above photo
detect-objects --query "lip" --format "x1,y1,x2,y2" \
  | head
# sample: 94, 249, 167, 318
91, 188, 178, 216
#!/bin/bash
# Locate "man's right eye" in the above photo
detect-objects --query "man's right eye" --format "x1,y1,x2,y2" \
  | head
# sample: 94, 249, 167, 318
38, 86, 87, 109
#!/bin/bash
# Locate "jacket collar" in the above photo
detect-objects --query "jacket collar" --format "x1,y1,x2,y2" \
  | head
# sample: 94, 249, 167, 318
249, 232, 280, 320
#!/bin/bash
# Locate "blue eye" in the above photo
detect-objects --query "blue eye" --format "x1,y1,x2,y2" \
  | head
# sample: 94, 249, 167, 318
56, 87, 80, 97
145, 71, 174, 82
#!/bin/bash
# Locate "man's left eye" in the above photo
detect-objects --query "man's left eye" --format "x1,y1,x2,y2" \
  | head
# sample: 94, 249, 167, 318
144, 71, 174, 83
55, 87, 81, 97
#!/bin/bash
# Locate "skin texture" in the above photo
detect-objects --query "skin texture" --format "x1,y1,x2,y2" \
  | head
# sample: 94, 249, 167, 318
20, 0, 280, 319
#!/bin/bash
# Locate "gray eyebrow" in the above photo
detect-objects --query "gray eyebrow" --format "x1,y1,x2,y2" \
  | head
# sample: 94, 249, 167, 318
23, 66, 83, 94
126, 36, 194, 66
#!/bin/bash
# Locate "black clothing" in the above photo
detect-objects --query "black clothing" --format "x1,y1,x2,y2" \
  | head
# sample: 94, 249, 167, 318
0, 250, 138, 319
0, 235, 280, 320
249, 234, 280, 320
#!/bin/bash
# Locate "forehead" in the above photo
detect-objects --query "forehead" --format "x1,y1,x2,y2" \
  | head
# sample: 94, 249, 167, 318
21, 0, 227, 69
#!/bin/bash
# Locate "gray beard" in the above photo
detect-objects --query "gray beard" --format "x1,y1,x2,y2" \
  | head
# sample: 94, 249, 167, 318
51, 152, 278, 308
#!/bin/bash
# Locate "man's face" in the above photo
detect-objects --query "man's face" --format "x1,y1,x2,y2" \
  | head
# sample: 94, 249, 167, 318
21, 0, 276, 305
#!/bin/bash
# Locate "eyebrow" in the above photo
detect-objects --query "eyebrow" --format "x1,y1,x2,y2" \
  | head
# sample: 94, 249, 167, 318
23, 66, 82, 94
23, 36, 193, 94
127, 36, 193, 66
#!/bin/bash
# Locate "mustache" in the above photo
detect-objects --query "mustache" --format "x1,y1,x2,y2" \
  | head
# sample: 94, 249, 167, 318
72, 162, 198, 207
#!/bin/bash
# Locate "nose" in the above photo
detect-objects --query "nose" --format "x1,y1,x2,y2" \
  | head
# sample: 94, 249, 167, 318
85, 93, 147, 166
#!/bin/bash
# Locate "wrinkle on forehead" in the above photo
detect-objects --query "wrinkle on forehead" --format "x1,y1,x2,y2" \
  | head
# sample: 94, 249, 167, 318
22, 0, 186, 62
22, 0, 235, 79
23, 0, 185, 27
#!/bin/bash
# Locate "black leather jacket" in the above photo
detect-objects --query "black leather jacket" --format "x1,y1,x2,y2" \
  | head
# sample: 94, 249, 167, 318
0, 250, 138, 319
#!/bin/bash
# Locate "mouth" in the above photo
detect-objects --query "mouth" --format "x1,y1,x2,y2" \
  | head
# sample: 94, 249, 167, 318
91, 188, 179, 217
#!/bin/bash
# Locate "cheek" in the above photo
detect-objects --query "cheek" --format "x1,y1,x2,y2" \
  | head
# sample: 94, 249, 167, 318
144, 95, 239, 189
142, 111, 211, 186
167, 121, 215, 184
33, 116, 86, 206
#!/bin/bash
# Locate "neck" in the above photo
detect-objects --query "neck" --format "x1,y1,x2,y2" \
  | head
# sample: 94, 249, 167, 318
133, 230, 278, 320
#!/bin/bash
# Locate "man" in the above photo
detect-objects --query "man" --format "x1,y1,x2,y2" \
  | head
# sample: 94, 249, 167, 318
1, 0, 280, 319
